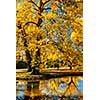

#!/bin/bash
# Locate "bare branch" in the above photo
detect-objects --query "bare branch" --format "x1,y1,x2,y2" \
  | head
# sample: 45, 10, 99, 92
43, 0, 51, 6
43, 7, 51, 11
40, 0, 43, 7
28, 0, 39, 8
33, 8, 39, 11
23, 22, 37, 33
23, 21, 38, 29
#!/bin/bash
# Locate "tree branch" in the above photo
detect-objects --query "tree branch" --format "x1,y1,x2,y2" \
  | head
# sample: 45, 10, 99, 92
43, 0, 51, 6
33, 8, 39, 11
43, 7, 51, 11
28, 0, 39, 8
23, 21, 38, 28
23, 21, 38, 37
40, 0, 43, 7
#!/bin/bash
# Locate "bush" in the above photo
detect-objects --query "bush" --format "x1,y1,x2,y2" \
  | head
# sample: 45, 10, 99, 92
16, 61, 28, 69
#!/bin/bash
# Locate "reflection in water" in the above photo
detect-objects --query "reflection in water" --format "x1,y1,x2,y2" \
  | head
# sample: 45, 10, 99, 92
16, 76, 83, 100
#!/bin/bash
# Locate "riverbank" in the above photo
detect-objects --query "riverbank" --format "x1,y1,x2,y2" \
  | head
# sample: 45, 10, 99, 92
16, 70, 83, 80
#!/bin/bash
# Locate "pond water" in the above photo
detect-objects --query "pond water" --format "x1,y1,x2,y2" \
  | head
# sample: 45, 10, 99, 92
16, 76, 83, 100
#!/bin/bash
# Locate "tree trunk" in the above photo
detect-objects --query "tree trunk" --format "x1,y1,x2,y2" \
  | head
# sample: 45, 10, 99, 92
26, 49, 32, 72
31, 46, 41, 74
24, 36, 32, 72
17, 22, 32, 72
31, 13, 43, 74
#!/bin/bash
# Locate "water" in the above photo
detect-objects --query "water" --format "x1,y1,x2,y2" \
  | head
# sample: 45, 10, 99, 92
16, 76, 83, 100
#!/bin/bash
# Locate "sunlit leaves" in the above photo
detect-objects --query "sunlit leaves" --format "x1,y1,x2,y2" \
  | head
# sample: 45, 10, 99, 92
16, 0, 83, 70
71, 31, 82, 45
16, 50, 20, 62
71, 17, 83, 48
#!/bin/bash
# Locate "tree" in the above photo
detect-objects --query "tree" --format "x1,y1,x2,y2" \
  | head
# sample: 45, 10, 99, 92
39, 76, 83, 97
16, 0, 83, 74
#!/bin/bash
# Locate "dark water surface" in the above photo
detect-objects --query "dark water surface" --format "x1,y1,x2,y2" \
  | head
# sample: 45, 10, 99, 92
16, 76, 83, 100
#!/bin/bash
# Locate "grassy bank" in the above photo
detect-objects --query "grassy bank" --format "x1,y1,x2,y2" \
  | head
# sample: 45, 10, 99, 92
16, 70, 83, 81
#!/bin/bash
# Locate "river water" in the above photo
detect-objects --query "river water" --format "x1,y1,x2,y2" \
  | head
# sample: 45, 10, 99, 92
16, 76, 83, 100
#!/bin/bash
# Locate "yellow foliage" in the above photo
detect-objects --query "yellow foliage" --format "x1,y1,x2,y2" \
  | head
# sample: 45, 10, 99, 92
16, 0, 83, 70
16, 50, 21, 62
71, 31, 83, 45
43, 12, 57, 19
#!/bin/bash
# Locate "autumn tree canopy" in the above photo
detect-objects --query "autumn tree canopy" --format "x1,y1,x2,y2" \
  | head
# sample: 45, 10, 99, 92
16, 0, 83, 72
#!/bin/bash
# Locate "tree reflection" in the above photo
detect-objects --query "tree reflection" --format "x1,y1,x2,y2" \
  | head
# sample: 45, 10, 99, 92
40, 76, 83, 98
63, 77, 82, 96
16, 76, 83, 100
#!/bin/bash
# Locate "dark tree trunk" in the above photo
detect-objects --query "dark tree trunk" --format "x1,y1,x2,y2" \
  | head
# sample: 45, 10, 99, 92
31, 14, 43, 74
67, 59, 72, 70
26, 49, 32, 72
17, 22, 32, 72
31, 47, 41, 74
69, 65, 72, 70
24, 34, 32, 72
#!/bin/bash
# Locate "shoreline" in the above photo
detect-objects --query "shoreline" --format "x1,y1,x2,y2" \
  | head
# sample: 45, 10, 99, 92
16, 71, 83, 80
